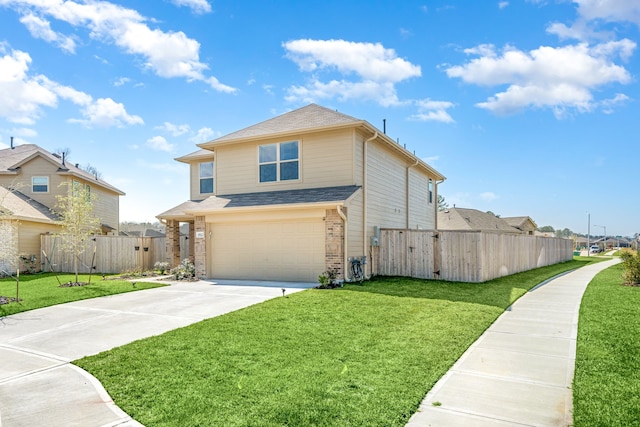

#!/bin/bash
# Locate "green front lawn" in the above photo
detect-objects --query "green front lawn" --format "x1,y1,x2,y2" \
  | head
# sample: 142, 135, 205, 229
0, 273, 165, 317
76, 259, 592, 427
573, 263, 640, 426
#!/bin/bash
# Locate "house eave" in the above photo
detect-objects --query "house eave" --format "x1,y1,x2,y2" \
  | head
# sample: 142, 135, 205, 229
185, 200, 349, 217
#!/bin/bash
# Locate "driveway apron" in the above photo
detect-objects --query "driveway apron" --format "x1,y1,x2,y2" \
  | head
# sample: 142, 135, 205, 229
407, 258, 620, 427
0, 280, 313, 427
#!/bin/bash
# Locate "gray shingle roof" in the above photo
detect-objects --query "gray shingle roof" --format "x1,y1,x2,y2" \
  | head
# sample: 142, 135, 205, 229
157, 185, 361, 219
438, 207, 521, 233
0, 144, 124, 195
0, 187, 59, 222
203, 104, 362, 145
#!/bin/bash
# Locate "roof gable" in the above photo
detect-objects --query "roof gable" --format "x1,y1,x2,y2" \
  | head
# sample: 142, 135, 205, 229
438, 208, 520, 233
201, 104, 362, 146
0, 144, 125, 195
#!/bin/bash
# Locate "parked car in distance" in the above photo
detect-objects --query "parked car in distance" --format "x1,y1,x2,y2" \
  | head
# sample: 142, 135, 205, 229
590, 245, 600, 253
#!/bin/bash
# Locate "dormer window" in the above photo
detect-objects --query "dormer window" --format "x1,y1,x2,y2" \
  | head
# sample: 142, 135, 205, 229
32, 176, 49, 193
259, 141, 299, 183
199, 161, 214, 194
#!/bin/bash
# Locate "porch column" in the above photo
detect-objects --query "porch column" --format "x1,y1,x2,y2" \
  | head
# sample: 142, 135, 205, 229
194, 216, 206, 278
188, 222, 195, 264
165, 220, 181, 267
325, 209, 345, 280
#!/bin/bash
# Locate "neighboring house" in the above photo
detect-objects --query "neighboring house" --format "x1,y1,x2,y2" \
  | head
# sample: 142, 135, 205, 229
0, 144, 125, 273
158, 103, 445, 282
437, 207, 523, 233
503, 216, 537, 235
0, 187, 59, 274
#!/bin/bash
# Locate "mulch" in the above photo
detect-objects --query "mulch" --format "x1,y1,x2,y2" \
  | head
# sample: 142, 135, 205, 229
0, 296, 22, 305
59, 282, 89, 288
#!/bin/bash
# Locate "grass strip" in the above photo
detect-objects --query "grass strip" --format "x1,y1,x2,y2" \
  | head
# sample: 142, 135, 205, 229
0, 273, 165, 317
76, 259, 592, 427
573, 263, 640, 426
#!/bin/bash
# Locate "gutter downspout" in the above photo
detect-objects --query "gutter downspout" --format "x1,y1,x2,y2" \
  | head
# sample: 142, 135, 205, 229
336, 205, 348, 282
406, 158, 419, 228
363, 131, 378, 278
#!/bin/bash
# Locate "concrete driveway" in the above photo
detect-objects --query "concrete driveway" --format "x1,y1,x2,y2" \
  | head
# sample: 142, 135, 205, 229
0, 279, 314, 427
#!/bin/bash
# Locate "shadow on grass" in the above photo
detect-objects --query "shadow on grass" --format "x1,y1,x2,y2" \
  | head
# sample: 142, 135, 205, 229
341, 259, 597, 309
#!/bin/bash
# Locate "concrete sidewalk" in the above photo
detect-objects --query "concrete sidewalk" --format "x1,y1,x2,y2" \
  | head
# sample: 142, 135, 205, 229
0, 279, 314, 427
407, 258, 620, 427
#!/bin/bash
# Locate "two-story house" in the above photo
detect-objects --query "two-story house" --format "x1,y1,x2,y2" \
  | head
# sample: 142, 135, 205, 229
0, 143, 124, 273
158, 104, 445, 282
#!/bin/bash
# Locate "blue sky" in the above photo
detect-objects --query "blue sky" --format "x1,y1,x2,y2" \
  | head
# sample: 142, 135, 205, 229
1, 0, 638, 237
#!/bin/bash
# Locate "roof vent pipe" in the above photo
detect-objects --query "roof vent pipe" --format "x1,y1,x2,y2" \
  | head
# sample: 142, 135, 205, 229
10, 136, 14, 149
383, 119, 386, 134
62, 152, 66, 166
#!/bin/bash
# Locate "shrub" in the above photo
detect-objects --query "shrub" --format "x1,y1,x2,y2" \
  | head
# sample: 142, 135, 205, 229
154, 261, 170, 275
620, 249, 640, 285
317, 268, 341, 289
170, 259, 196, 280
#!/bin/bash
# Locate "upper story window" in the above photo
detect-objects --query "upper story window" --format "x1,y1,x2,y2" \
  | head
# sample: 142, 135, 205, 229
428, 179, 433, 204
259, 141, 299, 183
199, 161, 214, 194
32, 176, 49, 193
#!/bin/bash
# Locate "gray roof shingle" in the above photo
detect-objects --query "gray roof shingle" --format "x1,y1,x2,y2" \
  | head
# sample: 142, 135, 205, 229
438, 207, 521, 233
0, 144, 124, 195
157, 185, 361, 219
202, 104, 362, 145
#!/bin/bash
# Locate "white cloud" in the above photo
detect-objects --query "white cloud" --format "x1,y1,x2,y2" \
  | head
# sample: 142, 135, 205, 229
0, 44, 142, 127
71, 98, 144, 128
409, 99, 455, 123
190, 127, 217, 143
445, 42, 634, 116
498, 1, 509, 9
0, 47, 57, 124
169, 0, 212, 14
575, 0, 640, 27
155, 122, 190, 136
20, 13, 76, 53
480, 192, 499, 201
146, 135, 175, 152
114, 77, 131, 87
3, 0, 234, 92
283, 39, 421, 107
544, 0, 640, 41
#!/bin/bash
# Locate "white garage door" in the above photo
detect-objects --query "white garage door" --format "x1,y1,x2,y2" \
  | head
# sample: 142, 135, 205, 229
210, 219, 325, 282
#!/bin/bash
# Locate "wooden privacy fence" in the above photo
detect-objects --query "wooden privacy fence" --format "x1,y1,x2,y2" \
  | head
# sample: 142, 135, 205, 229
40, 235, 189, 274
376, 229, 574, 283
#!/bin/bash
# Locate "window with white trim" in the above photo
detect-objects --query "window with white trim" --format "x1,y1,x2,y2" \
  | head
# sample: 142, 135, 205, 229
32, 176, 49, 193
259, 141, 299, 182
199, 162, 214, 194
428, 179, 433, 204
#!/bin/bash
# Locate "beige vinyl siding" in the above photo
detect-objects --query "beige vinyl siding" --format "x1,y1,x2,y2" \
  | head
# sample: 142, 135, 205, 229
188, 156, 215, 201
67, 176, 120, 232
18, 221, 60, 270
215, 129, 355, 195
408, 168, 433, 229
365, 141, 408, 232
0, 156, 66, 209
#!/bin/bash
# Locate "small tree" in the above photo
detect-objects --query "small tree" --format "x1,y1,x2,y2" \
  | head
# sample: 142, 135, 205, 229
55, 182, 101, 285
437, 194, 449, 212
